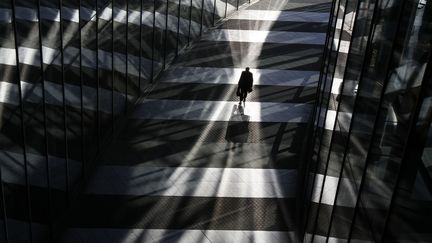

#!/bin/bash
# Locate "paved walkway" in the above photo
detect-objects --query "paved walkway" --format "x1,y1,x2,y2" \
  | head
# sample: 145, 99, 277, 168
60, 0, 330, 242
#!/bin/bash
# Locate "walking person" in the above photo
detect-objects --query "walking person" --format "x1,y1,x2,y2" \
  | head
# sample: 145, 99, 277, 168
236, 67, 253, 107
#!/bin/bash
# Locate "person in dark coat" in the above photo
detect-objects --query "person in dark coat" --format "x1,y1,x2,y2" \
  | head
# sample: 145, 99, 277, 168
237, 67, 253, 106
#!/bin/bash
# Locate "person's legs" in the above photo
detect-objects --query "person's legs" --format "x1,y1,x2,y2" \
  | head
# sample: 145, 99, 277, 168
239, 90, 246, 106
242, 92, 247, 106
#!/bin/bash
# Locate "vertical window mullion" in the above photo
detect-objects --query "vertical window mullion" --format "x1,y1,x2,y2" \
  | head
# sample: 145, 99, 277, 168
188, 0, 192, 45
78, 0, 86, 179
200, 0, 204, 36
308, 0, 350, 241
10, 0, 33, 241
36, 0, 53, 238
212, 0, 216, 26
0, 167, 9, 243
347, 0, 422, 241
301, 0, 338, 235
112, 0, 115, 128
163, 0, 169, 69
324, 0, 364, 239
302, 0, 342, 238
346, 0, 403, 241
95, 0, 101, 152
139, 0, 144, 91
125, 0, 129, 113
58, 0, 70, 204
224, 0, 227, 18
380, 52, 432, 243
176, 0, 181, 55
151, 0, 155, 82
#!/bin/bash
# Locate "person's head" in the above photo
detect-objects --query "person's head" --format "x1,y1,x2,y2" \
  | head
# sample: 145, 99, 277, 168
246, 67, 250, 72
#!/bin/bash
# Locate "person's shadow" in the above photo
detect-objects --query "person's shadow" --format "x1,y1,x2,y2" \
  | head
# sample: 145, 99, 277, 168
225, 105, 250, 151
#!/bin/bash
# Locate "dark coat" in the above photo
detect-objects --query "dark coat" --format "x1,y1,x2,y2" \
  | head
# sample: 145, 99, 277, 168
238, 71, 253, 91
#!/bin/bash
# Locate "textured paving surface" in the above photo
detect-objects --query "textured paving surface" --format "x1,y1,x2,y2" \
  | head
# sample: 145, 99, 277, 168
60, 0, 330, 242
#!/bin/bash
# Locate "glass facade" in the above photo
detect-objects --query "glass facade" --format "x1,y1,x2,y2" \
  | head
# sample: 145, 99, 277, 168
0, 0, 248, 242
303, 0, 432, 242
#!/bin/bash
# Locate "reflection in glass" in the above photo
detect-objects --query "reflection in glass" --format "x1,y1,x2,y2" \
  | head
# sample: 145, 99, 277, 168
202, 0, 214, 28
178, 0, 191, 51
305, 0, 432, 242
153, 0, 167, 77
190, 0, 202, 39
140, 0, 155, 88
166, 0, 180, 63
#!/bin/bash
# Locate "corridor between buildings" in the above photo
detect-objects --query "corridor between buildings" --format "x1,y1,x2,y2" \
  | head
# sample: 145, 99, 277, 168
59, 0, 329, 242
3, 0, 432, 242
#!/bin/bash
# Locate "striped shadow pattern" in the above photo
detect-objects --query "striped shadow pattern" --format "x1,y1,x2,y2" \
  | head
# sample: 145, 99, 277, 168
59, 0, 330, 242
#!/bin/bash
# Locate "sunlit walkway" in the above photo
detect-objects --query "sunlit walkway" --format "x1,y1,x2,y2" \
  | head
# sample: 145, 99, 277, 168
60, 0, 330, 242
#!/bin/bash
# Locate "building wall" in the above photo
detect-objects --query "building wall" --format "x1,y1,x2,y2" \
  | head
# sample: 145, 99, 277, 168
303, 0, 432, 242
0, 0, 247, 242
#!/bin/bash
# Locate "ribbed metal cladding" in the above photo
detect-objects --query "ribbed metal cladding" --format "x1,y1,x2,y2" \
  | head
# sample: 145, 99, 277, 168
0, 0, 239, 241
